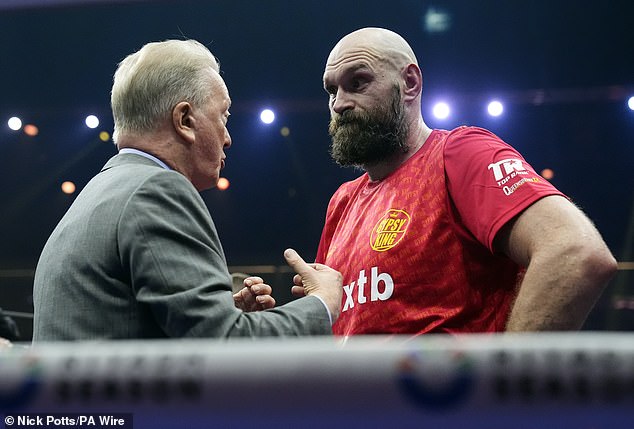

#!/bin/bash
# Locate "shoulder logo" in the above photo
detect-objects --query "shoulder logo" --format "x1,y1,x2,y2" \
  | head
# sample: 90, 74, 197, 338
370, 209, 411, 252
487, 158, 526, 183
488, 158, 540, 195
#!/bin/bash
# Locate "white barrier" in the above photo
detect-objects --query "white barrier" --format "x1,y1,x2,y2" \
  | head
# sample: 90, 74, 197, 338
1, 333, 633, 428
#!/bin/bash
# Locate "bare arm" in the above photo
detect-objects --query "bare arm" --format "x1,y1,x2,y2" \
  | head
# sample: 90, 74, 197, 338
495, 195, 617, 331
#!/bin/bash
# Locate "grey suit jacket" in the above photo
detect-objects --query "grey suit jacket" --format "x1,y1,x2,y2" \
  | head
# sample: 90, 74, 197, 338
33, 153, 331, 340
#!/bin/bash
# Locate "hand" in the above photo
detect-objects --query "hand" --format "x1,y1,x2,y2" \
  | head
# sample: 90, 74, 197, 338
0, 337, 12, 349
233, 276, 276, 312
284, 248, 343, 323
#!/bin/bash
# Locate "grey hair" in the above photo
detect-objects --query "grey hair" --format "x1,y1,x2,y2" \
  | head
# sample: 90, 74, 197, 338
111, 39, 219, 143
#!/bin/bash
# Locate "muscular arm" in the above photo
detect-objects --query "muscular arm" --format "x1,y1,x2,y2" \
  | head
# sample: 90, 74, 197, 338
495, 195, 617, 331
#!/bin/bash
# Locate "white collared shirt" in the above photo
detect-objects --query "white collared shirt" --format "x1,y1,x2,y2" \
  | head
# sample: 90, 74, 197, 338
118, 148, 171, 170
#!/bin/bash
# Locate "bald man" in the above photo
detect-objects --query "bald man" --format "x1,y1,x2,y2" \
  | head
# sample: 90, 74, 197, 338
315, 27, 616, 335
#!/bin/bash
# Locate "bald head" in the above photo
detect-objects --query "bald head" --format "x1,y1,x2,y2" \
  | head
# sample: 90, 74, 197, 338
323, 28, 431, 180
327, 27, 418, 72
323, 26, 424, 118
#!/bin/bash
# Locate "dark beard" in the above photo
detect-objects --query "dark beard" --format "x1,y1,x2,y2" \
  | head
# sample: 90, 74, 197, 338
328, 86, 409, 167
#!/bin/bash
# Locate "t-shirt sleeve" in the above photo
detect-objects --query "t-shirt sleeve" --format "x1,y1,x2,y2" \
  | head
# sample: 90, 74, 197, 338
444, 126, 565, 252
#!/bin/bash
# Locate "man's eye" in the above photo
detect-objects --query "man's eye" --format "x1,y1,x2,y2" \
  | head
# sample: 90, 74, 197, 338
349, 77, 369, 92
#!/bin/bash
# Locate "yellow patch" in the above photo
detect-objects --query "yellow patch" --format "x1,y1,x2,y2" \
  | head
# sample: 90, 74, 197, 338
370, 209, 411, 252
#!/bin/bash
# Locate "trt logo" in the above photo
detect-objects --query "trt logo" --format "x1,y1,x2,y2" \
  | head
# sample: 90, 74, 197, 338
487, 158, 525, 181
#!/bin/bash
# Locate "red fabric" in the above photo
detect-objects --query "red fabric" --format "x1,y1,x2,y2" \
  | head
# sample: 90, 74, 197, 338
444, 126, 565, 251
316, 127, 565, 336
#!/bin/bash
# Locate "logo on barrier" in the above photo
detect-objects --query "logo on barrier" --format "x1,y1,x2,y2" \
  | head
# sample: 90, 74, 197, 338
396, 351, 475, 410
0, 355, 42, 412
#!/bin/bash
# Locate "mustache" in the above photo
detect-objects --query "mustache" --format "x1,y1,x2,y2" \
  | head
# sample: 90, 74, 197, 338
332, 110, 368, 124
329, 111, 369, 134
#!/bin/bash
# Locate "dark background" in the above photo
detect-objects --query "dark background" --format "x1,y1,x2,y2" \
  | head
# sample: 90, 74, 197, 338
1, 0, 633, 339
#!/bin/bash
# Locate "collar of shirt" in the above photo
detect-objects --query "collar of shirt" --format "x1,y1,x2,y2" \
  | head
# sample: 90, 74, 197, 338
118, 148, 171, 170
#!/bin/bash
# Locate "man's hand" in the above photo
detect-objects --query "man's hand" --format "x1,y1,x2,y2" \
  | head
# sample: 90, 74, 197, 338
233, 276, 276, 312
284, 248, 343, 323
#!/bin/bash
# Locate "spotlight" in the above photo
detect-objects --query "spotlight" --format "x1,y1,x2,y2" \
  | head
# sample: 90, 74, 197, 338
61, 181, 76, 194
217, 177, 230, 191
487, 100, 504, 117
423, 7, 451, 33
628, 96, 634, 111
541, 168, 554, 180
85, 115, 99, 129
260, 109, 275, 124
432, 102, 450, 120
24, 124, 39, 136
8, 116, 22, 131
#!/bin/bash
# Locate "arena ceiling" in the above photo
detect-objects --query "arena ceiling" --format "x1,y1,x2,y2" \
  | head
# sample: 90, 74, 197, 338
1, 0, 633, 269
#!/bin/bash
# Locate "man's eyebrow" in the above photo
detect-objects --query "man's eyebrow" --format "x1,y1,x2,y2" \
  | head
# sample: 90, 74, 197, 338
338, 62, 373, 75
324, 62, 372, 83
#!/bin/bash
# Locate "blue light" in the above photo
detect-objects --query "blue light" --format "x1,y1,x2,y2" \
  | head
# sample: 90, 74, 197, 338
487, 100, 504, 117
432, 102, 450, 120
7, 116, 22, 131
260, 109, 275, 124
85, 115, 99, 129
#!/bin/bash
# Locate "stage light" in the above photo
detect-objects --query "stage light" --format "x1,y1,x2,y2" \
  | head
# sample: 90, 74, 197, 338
8, 116, 22, 131
628, 96, 634, 111
61, 181, 76, 194
99, 131, 110, 142
423, 7, 451, 33
85, 115, 99, 129
24, 124, 39, 136
217, 177, 230, 191
487, 100, 504, 117
541, 168, 554, 180
260, 109, 275, 124
432, 102, 450, 119
280, 126, 290, 137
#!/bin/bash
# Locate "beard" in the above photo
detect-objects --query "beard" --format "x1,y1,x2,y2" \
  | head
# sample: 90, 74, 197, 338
328, 85, 410, 168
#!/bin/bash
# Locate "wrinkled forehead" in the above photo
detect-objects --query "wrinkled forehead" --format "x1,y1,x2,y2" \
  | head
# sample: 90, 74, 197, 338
325, 45, 383, 75
324, 30, 417, 79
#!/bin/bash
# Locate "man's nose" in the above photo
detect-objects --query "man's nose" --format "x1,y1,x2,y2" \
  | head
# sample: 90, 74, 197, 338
224, 130, 232, 149
331, 91, 354, 115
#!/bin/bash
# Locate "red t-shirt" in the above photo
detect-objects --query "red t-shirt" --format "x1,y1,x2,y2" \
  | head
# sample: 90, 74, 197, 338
316, 126, 565, 336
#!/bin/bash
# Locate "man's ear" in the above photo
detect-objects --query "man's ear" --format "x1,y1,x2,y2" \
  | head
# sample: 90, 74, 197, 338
172, 101, 196, 144
402, 63, 422, 101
